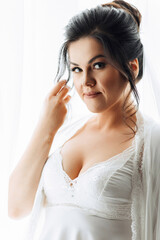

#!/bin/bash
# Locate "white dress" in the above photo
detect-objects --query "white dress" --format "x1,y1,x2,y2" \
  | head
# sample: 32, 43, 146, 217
26, 110, 160, 240
39, 143, 135, 240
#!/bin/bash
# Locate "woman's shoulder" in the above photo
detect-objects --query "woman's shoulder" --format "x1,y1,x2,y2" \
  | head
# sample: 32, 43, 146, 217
144, 114, 160, 139
143, 113, 160, 154
47, 113, 94, 159
142, 111, 160, 133
139, 111, 160, 150
141, 113, 160, 171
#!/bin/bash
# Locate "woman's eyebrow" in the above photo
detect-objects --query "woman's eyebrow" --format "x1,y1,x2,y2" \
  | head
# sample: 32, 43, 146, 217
70, 54, 106, 66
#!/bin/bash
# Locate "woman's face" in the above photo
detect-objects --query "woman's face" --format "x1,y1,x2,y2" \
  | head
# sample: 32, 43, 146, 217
68, 37, 130, 113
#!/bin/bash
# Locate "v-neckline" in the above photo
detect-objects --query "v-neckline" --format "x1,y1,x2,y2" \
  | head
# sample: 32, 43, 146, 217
58, 110, 143, 183
58, 138, 135, 183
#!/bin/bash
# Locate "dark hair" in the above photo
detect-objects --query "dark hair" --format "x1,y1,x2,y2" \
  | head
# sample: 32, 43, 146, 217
54, 0, 143, 142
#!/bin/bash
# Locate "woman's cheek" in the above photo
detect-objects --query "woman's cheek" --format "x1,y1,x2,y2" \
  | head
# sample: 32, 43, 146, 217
73, 78, 81, 94
101, 78, 114, 91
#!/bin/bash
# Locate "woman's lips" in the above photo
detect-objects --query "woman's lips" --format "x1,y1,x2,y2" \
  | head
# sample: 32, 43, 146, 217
84, 92, 101, 98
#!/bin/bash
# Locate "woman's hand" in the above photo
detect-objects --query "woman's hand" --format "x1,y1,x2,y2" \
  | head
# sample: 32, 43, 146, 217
38, 80, 71, 135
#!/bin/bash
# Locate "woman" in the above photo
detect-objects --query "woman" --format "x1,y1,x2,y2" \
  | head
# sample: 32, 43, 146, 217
8, 1, 160, 239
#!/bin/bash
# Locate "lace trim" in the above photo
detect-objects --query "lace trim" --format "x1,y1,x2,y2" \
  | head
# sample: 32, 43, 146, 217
138, 118, 155, 240
138, 142, 144, 182
131, 111, 144, 240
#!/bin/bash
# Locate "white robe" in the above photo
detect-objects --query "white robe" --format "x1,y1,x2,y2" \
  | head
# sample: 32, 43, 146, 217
25, 110, 160, 240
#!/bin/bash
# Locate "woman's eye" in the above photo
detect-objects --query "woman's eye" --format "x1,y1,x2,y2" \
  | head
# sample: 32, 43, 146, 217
71, 67, 81, 73
94, 62, 106, 69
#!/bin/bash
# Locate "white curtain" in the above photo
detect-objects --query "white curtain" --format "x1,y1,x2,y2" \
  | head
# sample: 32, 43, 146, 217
0, 0, 159, 239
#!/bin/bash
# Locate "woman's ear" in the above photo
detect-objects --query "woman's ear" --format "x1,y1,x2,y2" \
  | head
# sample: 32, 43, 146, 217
129, 58, 139, 79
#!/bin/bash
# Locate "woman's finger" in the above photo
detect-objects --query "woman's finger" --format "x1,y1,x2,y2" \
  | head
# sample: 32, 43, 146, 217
48, 80, 67, 97
63, 95, 71, 104
57, 85, 71, 98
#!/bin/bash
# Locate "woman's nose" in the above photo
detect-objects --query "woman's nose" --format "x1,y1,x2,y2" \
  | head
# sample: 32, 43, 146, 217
82, 71, 95, 86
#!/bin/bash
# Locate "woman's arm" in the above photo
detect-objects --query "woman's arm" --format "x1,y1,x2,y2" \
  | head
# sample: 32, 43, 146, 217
8, 123, 57, 219
8, 80, 71, 219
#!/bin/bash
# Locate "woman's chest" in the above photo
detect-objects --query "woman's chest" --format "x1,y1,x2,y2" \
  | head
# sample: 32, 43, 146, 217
60, 129, 134, 181
43, 139, 134, 208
